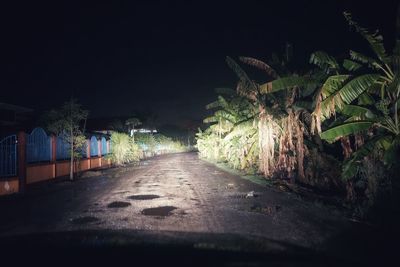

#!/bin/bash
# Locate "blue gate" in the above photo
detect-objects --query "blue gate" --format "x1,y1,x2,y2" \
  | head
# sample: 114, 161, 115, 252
0, 135, 17, 177
56, 134, 70, 160
101, 137, 107, 155
90, 136, 98, 157
27, 128, 52, 163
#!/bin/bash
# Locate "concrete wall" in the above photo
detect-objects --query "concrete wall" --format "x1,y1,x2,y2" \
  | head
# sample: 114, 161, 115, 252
1, 156, 111, 196
0, 177, 19, 195
90, 157, 101, 169
76, 159, 90, 172
101, 157, 111, 168
0, 131, 112, 196
27, 163, 55, 184
56, 161, 70, 177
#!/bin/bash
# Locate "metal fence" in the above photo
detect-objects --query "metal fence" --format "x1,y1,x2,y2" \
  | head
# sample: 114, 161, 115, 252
101, 137, 107, 156
26, 128, 52, 163
0, 135, 17, 177
56, 135, 70, 160
90, 136, 98, 157
0, 129, 110, 179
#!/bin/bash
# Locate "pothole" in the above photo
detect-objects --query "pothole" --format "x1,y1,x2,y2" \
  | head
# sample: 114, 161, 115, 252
107, 201, 131, 208
231, 192, 259, 199
128, 194, 160, 200
70, 216, 99, 224
249, 204, 281, 215
141, 206, 177, 216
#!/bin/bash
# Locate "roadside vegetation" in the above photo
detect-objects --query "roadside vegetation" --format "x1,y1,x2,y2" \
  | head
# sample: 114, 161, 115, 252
44, 99, 89, 181
110, 131, 187, 166
196, 12, 400, 220
110, 127, 188, 166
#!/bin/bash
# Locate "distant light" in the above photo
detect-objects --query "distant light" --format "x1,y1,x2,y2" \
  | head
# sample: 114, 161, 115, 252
133, 128, 158, 133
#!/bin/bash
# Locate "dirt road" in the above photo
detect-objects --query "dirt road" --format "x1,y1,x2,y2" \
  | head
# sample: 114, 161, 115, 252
0, 152, 377, 260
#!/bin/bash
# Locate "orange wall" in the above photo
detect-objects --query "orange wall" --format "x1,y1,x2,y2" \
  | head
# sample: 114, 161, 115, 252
1, 156, 112, 195
101, 157, 111, 168
27, 164, 55, 184
90, 157, 101, 169
0, 177, 19, 196
76, 158, 90, 172
56, 161, 70, 177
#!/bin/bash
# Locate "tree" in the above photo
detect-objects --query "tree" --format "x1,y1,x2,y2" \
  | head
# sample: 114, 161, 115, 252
125, 117, 141, 142
45, 99, 89, 181
312, 12, 400, 179
108, 119, 126, 133
226, 54, 312, 181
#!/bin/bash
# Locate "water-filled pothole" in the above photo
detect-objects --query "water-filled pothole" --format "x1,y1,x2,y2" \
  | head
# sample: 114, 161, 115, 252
141, 206, 177, 216
107, 201, 131, 208
128, 194, 160, 200
70, 216, 99, 224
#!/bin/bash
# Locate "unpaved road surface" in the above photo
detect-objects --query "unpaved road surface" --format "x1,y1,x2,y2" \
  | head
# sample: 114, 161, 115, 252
0, 152, 394, 265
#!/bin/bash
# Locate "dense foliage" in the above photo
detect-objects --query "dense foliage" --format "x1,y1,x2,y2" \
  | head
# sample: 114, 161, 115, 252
110, 132, 188, 166
196, 12, 400, 216
110, 132, 142, 165
44, 99, 89, 180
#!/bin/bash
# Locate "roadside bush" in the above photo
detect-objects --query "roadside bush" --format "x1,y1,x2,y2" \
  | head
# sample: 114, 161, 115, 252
154, 134, 187, 154
136, 133, 187, 156
110, 132, 142, 165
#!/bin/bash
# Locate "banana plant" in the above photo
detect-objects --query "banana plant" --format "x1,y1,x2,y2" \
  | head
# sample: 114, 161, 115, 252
316, 12, 400, 180
226, 54, 316, 180
198, 91, 258, 170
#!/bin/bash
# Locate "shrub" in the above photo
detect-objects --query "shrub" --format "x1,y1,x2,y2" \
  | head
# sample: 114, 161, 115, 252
110, 132, 142, 165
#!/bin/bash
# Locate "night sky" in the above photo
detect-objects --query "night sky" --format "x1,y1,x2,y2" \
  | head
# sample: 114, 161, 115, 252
0, 0, 398, 127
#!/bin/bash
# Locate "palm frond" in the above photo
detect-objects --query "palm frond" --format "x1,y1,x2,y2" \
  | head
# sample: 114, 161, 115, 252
342, 135, 392, 180
343, 59, 362, 72
344, 11, 389, 64
349, 50, 382, 70
357, 92, 375, 105
239, 56, 279, 79
226, 56, 258, 92
259, 76, 314, 94
319, 74, 379, 120
206, 100, 221, 110
336, 74, 380, 103
310, 51, 340, 73
341, 104, 375, 119
320, 120, 374, 143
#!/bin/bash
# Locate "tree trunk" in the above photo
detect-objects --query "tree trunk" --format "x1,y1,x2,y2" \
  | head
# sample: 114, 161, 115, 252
70, 127, 74, 181
341, 137, 355, 202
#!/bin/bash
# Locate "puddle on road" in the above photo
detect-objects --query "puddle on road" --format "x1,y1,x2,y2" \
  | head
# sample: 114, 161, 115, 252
70, 216, 99, 224
107, 201, 132, 208
141, 206, 177, 216
128, 194, 160, 200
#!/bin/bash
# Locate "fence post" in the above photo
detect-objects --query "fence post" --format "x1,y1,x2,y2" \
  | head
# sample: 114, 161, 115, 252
98, 138, 102, 167
87, 139, 91, 169
51, 135, 57, 178
17, 131, 26, 194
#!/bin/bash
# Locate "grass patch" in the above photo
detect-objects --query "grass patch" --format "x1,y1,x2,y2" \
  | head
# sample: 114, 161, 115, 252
202, 158, 272, 187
